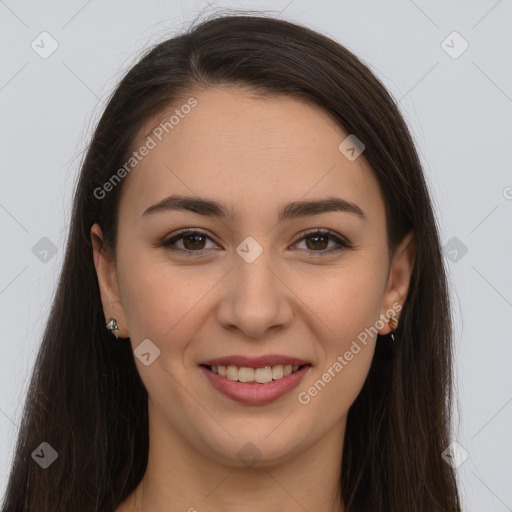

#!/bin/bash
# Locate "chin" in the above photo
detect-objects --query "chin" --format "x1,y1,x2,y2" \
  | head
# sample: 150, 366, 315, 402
194, 423, 308, 468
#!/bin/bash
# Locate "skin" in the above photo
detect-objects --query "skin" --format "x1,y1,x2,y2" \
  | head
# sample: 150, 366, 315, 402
91, 86, 416, 512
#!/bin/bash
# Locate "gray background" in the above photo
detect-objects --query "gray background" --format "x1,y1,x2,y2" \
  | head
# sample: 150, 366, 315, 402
1, 0, 511, 510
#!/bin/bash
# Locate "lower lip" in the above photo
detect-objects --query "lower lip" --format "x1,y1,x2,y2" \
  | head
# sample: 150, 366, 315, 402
200, 365, 312, 405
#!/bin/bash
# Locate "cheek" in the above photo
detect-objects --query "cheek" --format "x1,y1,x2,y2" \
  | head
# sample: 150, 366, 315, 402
116, 249, 207, 351
301, 262, 384, 345
296, 262, 383, 400
297, 272, 380, 416
301, 343, 375, 424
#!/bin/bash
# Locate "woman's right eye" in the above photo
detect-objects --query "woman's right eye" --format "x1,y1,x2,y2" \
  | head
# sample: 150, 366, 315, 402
162, 229, 218, 253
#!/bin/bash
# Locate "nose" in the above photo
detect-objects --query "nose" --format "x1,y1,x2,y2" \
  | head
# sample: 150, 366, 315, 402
215, 248, 294, 338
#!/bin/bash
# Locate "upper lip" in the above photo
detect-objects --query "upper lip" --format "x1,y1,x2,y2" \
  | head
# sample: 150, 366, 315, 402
199, 354, 311, 368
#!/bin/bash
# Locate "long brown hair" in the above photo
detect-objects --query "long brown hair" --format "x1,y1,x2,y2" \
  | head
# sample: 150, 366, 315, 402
2, 12, 462, 512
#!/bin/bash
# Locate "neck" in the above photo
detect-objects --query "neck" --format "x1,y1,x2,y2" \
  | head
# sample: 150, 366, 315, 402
119, 402, 346, 512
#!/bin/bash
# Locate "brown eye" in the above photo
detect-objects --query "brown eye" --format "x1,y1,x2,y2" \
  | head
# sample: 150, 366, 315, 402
304, 233, 329, 251
293, 229, 352, 255
162, 228, 352, 256
163, 229, 217, 253
181, 233, 207, 250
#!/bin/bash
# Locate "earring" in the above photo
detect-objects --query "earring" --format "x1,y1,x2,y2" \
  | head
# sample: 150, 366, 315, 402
388, 315, 398, 341
105, 317, 119, 339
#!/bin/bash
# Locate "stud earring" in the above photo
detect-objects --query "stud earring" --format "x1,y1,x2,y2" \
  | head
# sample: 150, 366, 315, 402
105, 318, 119, 339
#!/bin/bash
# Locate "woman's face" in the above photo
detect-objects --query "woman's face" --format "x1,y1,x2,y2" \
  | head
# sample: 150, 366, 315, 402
92, 86, 415, 467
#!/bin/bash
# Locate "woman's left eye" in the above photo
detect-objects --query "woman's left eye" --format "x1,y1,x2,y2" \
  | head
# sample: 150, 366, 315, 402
293, 229, 353, 254
162, 228, 353, 256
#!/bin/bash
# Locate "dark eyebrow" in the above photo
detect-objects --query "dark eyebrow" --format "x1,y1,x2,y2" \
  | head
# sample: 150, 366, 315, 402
140, 194, 367, 223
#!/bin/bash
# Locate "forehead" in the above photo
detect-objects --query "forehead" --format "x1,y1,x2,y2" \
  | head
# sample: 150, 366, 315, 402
119, 87, 385, 227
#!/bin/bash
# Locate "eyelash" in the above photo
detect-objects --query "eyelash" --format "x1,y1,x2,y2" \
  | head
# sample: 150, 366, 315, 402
161, 228, 353, 256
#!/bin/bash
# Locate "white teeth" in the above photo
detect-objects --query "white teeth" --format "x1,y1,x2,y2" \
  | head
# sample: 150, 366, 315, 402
210, 363, 304, 383
226, 365, 238, 381
272, 365, 283, 379
238, 367, 254, 382
254, 366, 273, 383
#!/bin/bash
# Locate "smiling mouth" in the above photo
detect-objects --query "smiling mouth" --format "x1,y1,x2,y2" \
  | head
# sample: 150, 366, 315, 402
201, 363, 311, 384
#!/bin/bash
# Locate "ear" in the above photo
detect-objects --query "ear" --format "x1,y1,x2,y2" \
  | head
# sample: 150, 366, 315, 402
90, 223, 129, 338
378, 230, 417, 335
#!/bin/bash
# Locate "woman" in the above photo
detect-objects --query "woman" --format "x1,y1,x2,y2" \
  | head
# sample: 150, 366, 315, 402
2, 13, 462, 512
